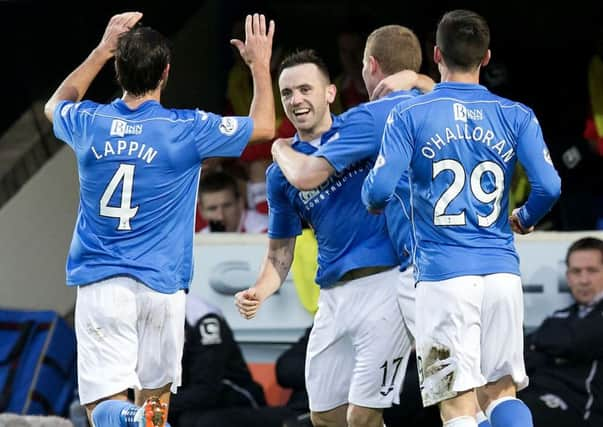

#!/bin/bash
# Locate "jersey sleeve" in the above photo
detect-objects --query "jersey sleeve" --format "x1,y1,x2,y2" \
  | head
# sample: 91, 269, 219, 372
190, 110, 254, 160
514, 109, 562, 228
362, 108, 414, 211
314, 108, 380, 172
266, 165, 302, 239
52, 100, 97, 150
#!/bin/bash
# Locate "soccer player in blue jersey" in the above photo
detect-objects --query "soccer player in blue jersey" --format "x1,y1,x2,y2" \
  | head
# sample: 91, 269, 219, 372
234, 38, 427, 427
270, 26, 432, 265
362, 10, 561, 427
43, 11, 275, 427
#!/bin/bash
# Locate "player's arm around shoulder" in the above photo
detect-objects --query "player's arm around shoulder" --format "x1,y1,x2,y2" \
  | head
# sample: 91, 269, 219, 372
371, 70, 435, 100
271, 138, 335, 190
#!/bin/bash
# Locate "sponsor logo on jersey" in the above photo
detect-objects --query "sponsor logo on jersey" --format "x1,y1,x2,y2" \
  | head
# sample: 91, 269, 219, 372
543, 148, 553, 165
219, 117, 238, 136
453, 103, 483, 122
386, 111, 395, 125
374, 154, 386, 169
298, 161, 368, 210
60, 103, 74, 117
326, 131, 340, 143
110, 119, 143, 137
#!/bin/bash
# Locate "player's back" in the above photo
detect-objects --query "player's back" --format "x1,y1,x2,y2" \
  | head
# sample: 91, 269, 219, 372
316, 90, 420, 269
399, 82, 560, 280
53, 99, 252, 292
364, 92, 419, 269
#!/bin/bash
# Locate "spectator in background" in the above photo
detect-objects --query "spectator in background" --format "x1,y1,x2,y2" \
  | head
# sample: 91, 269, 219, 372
332, 30, 369, 113
519, 237, 603, 426
169, 294, 266, 427
198, 171, 267, 233
170, 294, 310, 427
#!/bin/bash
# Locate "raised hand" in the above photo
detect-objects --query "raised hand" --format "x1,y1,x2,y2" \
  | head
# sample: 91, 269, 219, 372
97, 12, 143, 58
230, 13, 275, 71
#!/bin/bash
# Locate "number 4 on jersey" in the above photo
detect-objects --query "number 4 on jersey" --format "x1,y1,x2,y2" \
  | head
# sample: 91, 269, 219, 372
100, 164, 139, 231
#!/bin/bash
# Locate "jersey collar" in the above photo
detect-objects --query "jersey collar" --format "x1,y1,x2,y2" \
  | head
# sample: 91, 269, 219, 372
434, 82, 489, 92
292, 113, 339, 149
111, 98, 161, 114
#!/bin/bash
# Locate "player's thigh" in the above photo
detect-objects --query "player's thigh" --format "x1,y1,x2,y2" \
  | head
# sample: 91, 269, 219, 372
305, 289, 352, 412
415, 276, 485, 407
137, 288, 186, 394
347, 269, 412, 409
75, 278, 141, 405
397, 265, 416, 338
481, 273, 528, 391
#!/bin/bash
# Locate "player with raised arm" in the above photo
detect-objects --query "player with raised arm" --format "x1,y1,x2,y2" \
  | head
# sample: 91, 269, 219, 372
44, 12, 275, 427
362, 9, 561, 427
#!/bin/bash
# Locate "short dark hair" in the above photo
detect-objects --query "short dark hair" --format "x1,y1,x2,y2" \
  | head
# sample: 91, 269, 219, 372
115, 26, 171, 96
198, 171, 240, 201
566, 237, 603, 265
436, 9, 490, 72
278, 49, 332, 82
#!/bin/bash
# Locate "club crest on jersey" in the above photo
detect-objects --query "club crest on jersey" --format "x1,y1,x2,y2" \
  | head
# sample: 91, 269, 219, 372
219, 117, 238, 136
110, 119, 143, 137
453, 103, 483, 122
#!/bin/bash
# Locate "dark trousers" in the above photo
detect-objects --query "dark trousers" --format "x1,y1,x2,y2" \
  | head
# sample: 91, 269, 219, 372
518, 387, 592, 427
176, 406, 299, 427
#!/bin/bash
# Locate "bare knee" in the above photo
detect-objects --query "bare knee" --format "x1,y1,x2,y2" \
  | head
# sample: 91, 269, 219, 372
347, 405, 383, 427
477, 375, 516, 411
311, 405, 347, 427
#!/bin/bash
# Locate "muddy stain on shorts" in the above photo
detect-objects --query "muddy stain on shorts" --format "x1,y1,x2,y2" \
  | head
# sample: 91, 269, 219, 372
418, 343, 458, 406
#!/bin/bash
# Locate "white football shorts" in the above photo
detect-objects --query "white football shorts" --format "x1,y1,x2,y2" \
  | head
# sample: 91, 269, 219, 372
75, 276, 185, 405
305, 268, 413, 412
415, 273, 528, 407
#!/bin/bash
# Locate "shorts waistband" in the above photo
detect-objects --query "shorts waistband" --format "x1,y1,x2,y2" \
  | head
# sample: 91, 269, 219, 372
338, 265, 396, 282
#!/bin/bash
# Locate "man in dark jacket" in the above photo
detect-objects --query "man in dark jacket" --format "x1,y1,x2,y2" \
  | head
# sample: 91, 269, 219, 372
170, 295, 307, 427
519, 237, 603, 426
169, 295, 265, 426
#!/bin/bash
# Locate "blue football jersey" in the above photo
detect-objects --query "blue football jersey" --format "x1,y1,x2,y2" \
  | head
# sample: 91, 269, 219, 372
313, 90, 421, 269
53, 98, 253, 293
266, 109, 399, 287
362, 82, 561, 281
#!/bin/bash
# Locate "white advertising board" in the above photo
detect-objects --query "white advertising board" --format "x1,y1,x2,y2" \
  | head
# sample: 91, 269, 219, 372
191, 231, 603, 348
